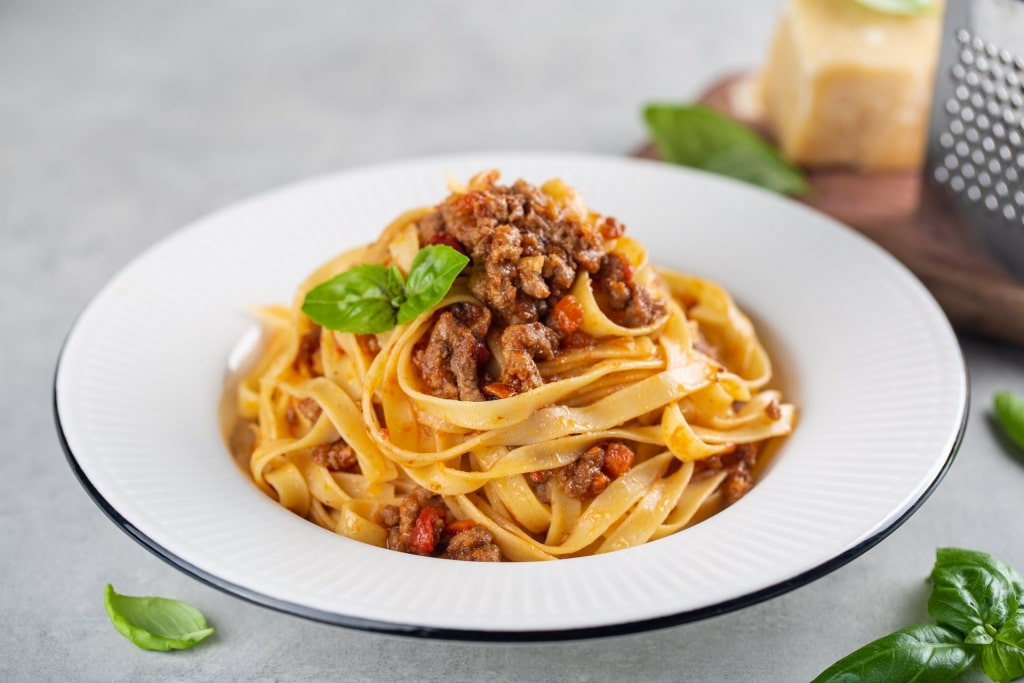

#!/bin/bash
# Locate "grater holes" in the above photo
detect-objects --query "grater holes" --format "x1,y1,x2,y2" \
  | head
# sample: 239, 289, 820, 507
934, 29, 1024, 230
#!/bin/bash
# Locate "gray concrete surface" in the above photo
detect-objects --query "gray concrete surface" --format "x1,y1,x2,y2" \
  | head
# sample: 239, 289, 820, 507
3, 1, 1021, 680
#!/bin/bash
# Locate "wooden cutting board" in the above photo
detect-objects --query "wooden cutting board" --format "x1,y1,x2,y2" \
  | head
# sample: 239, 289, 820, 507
636, 75, 1024, 347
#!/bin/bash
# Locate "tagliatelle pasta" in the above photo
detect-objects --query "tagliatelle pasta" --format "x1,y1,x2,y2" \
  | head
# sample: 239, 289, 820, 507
229, 170, 795, 562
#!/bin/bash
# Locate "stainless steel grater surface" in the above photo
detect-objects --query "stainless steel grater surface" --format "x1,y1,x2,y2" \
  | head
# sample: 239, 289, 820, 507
929, 0, 1024, 279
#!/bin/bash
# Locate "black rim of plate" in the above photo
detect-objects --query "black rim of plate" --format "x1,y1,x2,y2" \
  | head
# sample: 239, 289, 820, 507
52, 333, 970, 642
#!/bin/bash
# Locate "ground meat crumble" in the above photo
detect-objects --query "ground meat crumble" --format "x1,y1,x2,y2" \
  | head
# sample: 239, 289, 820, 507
413, 174, 665, 401
373, 487, 503, 562
695, 442, 761, 505
529, 440, 637, 502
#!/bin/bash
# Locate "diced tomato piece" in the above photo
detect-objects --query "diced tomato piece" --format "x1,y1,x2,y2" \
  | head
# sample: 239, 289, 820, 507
483, 382, 516, 399
445, 519, 476, 534
601, 442, 635, 479
552, 295, 584, 334
597, 216, 626, 240
408, 506, 446, 555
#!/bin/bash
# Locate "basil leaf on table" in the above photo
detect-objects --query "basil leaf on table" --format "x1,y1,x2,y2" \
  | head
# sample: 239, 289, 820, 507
994, 391, 1024, 455
928, 548, 1020, 637
810, 624, 975, 683
302, 263, 405, 334
104, 584, 214, 651
853, 0, 935, 15
397, 244, 469, 324
981, 611, 1024, 683
643, 104, 810, 196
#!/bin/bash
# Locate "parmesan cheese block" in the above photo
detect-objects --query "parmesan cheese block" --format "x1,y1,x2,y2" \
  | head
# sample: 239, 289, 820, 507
761, 0, 944, 171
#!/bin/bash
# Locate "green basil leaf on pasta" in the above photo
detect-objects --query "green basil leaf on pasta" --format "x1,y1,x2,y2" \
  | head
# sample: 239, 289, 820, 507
643, 103, 810, 196
928, 548, 1020, 637
104, 584, 214, 651
981, 610, 1024, 683
809, 624, 975, 683
994, 391, 1024, 456
397, 245, 469, 324
302, 263, 404, 334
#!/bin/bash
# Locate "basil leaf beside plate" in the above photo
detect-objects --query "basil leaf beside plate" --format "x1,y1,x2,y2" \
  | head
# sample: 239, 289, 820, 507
810, 624, 975, 683
994, 391, 1024, 455
104, 584, 214, 651
981, 611, 1024, 683
643, 103, 810, 197
928, 548, 1020, 637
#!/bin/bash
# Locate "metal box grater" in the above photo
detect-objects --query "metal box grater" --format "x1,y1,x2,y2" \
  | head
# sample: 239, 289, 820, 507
929, 0, 1024, 279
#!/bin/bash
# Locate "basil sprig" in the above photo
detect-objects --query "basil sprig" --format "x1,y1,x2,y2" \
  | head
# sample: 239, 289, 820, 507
813, 549, 1024, 682
994, 391, 1024, 455
853, 0, 935, 15
104, 584, 215, 651
301, 244, 469, 334
643, 103, 810, 197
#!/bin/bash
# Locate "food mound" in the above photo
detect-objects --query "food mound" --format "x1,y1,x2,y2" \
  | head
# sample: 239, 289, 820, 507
232, 170, 795, 562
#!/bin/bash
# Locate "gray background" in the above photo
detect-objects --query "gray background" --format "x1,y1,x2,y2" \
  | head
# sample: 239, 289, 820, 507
4, 1, 1023, 681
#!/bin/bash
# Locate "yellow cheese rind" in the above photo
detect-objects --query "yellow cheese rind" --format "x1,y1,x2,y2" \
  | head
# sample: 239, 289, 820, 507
762, 0, 943, 171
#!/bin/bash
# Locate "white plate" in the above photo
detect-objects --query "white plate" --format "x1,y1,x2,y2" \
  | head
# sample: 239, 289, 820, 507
54, 152, 967, 639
